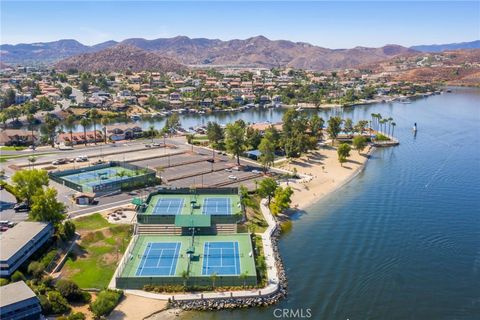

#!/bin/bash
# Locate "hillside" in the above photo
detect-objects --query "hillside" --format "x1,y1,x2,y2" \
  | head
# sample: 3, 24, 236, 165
3, 36, 415, 70
54, 44, 186, 73
410, 40, 480, 53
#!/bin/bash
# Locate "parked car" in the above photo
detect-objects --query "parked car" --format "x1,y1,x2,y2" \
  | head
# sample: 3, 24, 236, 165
228, 175, 238, 180
225, 168, 232, 172
14, 202, 30, 212
152, 142, 161, 147
0, 226, 8, 232
251, 169, 261, 174
144, 144, 152, 148
92, 159, 104, 165
75, 155, 88, 162
52, 158, 68, 165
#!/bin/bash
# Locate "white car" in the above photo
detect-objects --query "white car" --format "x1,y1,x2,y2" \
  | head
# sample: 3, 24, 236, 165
228, 175, 237, 180
252, 169, 261, 174
75, 155, 88, 162
225, 168, 232, 172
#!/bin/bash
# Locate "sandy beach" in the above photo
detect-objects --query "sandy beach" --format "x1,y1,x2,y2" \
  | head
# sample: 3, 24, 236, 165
108, 294, 168, 320
278, 144, 373, 210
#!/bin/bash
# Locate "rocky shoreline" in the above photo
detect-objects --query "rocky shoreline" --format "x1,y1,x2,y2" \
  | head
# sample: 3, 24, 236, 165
168, 227, 288, 311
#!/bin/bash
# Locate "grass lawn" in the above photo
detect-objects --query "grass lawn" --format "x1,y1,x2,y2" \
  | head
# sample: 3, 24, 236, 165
73, 213, 111, 230
0, 152, 53, 162
63, 214, 132, 289
0, 146, 27, 151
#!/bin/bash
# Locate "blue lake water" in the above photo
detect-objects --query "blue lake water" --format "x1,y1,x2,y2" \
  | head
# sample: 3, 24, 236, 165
177, 87, 480, 320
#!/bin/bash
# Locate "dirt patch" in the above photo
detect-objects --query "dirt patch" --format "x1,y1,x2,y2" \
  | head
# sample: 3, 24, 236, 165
109, 294, 168, 320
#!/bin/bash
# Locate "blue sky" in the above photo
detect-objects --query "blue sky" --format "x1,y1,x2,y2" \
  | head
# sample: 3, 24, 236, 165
1, 1, 479, 48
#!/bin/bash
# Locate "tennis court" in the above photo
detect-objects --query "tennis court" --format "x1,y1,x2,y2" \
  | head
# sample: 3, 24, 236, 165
202, 241, 240, 275
202, 197, 232, 215
151, 198, 184, 215
62, 166, 136, 187
135, 242, 181, 276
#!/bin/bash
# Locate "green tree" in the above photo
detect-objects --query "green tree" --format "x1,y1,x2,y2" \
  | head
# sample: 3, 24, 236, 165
29, 188, 66, 226
352, 136, 367, 154
269, 186, 293, 215
181, 270, 189, 289
62, 86, 73, 99
257, 177, 278, 204
344, 118, 353, 136
11, 169, 49, 205
89, 289, 123, 318
2, 89, 16, 108
258, 135, 275, 173
79, 80, 89, 93
163, 113, 180, 135
56, 279, 91, 303
11, 270, 26, 282
28, 261, 45, 278
245, 127, 262, 150
327, 116, 342, 145
47, 291, 71, 314
225, 121, 246, 165
337, 143, 351, 166
309, 114, 324, 140
41, 114, 60, 147
38, 96, 54, 111
206, 121, 224, 149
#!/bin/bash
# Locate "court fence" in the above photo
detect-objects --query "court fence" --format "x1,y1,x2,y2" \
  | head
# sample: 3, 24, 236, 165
135, 187, 244, 225
115, 274, 257, 289
49, 161, 156, 195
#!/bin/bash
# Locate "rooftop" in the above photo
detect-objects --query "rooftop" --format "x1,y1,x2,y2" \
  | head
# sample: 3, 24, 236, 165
0, 222, 51, 261
0, 281, 37, 308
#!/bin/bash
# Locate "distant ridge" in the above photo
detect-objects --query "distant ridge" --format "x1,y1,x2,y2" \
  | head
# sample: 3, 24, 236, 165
55, 44, 186, 73
410, 40, 480, 53
1, 35, 417, 70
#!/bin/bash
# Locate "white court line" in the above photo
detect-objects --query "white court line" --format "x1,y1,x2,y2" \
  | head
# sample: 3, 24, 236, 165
203, 242, 209, 274
155, 248, 164, 268
138, 242, 152, 275
233, 241, 238, 274
169, 243, 180, 275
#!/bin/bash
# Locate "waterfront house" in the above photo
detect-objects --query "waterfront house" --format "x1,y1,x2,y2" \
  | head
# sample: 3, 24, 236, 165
0, 129, 38, 146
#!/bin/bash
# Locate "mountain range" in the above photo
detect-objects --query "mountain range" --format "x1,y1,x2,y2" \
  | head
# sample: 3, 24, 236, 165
411, 40, 480, 53
1, 36, 479, 71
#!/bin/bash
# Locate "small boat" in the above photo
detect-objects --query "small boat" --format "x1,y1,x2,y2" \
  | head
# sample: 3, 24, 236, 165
413, 123, 417, 132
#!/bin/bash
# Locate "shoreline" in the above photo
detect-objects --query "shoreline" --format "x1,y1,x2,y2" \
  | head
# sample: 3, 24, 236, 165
278, 144, 375, 211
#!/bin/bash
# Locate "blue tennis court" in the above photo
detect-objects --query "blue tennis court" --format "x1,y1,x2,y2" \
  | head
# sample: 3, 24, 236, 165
151, 198, 184, 215
62, 167, 135, 187
202, 241, 240, 275
202, 197, 231, 215
136, 242, 181, 276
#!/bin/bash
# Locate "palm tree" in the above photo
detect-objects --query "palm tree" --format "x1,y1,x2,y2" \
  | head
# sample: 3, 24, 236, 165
28, 156, 37, 169
88, 108, 100, 145
148, 125, 156, 143
391, 122, 396, 138
80, 117, 90, 147
239, 271, 248, 288
210, 272, 218, 289
387, 117, 393, 137
181, 270, 189, 290
101, 116, 110, 144
65, 115, 76, 146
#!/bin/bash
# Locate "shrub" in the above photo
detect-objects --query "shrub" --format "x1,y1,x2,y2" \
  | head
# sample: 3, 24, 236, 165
47, 290, 71, 315
56, 279, 91, 303
59, 220, 76, 241
40, 250, 58, 268
89, 289, 123, 318
38, 294, 52, 314
11, 270, 26, 282
0, 278, 9, 286
28, 261, 45, 278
